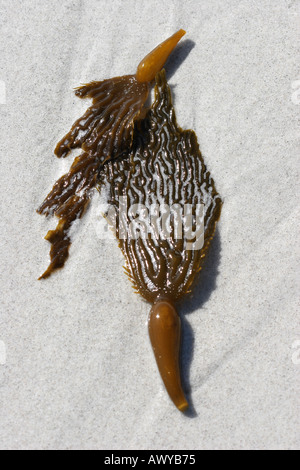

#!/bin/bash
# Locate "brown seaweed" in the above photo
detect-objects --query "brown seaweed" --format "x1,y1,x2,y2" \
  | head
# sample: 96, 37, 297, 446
37, 30, 185, 279
101, 71, 222, 303
101, 70, 222, 410
37, 31, 222, 412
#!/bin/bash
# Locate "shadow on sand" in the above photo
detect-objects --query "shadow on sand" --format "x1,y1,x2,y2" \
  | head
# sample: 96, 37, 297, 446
178, 229, 222, 417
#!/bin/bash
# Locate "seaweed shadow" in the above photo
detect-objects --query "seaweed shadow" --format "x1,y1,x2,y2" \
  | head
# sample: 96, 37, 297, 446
165, 39, 196, 81
179, 228, 222, 417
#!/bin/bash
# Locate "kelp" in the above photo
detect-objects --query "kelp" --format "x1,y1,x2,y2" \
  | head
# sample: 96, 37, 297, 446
37, 31, 222, 412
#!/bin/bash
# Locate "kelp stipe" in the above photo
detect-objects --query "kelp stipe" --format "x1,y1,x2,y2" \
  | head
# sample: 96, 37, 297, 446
136, 29, 186, 82
148, 301, 188, 412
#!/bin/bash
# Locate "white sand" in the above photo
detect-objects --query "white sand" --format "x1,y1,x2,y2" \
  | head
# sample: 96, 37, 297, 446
0, 0, 299, 450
